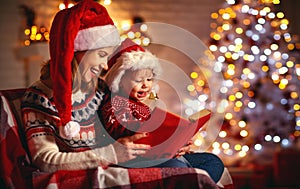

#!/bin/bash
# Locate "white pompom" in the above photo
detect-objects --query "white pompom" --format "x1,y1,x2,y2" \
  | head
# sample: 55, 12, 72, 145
59, 121, 80, 139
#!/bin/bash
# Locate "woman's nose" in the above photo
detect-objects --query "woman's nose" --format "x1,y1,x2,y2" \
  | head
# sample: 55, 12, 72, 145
100, 63, 108, 71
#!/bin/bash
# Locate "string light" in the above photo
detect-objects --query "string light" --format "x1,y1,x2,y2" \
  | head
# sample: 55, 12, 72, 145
23, 25, 49, 46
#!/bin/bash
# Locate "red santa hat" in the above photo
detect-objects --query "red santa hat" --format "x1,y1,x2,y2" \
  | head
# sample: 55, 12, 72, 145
49, 0, 120, 139
106, 38, 162, 93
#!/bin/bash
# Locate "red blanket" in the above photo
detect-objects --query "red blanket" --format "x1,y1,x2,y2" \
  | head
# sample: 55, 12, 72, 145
0, 89, 233, 189
32, 167, 219, 189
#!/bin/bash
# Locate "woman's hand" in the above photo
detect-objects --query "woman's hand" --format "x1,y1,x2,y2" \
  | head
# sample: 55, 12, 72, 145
112, 133, 151, 163
174, 140, 193, 158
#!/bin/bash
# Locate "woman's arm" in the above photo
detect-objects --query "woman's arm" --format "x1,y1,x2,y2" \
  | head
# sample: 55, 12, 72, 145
24, 110, 150, 173
28, 132, 118, 172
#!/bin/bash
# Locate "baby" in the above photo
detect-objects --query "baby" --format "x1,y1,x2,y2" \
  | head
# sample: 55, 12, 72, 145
100, 39, 162, 140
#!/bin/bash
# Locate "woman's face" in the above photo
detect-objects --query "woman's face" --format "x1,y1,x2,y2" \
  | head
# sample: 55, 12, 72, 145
75, 47, 115, 82
120, 69, 154, 102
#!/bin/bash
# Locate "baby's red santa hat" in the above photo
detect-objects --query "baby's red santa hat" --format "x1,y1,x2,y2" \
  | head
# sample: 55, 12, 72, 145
49, 0, 120, 139
106, 38, 162, 93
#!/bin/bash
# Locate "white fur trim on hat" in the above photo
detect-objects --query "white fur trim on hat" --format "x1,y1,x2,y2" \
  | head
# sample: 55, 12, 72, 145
106, 50, 162, 93
59, 121, 80, 139
74, 25, 120, 51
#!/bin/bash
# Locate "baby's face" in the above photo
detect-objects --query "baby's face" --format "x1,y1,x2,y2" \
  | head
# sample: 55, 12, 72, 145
120, 69, 154, 102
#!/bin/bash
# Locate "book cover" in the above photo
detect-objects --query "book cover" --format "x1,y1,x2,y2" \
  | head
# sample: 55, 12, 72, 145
134, 107, 211, 159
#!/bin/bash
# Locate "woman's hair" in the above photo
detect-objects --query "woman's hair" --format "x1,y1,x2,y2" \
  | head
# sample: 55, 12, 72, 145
40, 57, 97, 93
40, 60, 51, 81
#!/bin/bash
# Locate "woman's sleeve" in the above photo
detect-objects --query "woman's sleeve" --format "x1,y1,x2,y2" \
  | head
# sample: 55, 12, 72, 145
27, 130, 118, 173
23, 109, 118, 173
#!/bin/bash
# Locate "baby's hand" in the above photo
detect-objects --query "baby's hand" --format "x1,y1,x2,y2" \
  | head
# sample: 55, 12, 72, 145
174, 140, 193, 158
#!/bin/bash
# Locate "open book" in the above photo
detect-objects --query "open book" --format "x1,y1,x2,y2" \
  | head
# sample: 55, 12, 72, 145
134, 107, 211, 159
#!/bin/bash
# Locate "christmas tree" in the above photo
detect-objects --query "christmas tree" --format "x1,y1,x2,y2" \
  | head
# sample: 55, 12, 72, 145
187, 0, 300, 165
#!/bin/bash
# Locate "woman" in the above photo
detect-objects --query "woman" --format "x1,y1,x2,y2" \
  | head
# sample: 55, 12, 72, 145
21, 0, 150, 173
21, 0, 224, 184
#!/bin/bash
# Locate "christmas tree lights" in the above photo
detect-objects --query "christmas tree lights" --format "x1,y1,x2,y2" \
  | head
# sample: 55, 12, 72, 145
187, 0, 300, 163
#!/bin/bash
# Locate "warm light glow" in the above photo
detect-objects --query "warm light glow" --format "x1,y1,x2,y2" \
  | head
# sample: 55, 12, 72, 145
24, 29, 30, 35
235, 92, 243, 99
227, 69, 235, 75
222, 142, 230, 149
225, 113, 233, 119
234, 144, 242, 151
243, 18, 251, 25
248, 101, 256, 109
127, 31, 135, 39
277, 12, 285, 19
209, 45, 218, 52
222, 23, 231, 31
133, 38, 141, 45
228, 95, 236, 101
240, 130, 248, 137
287, 44, 295, 50
134, 32, 141, 38
211, 12, 219, 19
242, 68, 251, 75
262, 65, 269, 72
265, 135, 272, 141
194, 139, 203, 146
222, 13, 231, 20
142, 38, 150, 46
273, 135, 281, 143
219, 131, 227, 138
121, 20, 132, 31
270, 43, 279, 50
35, 33, 42, 40
202, 0, 299, 159
235, 101, 243, 108
238, 120, 246, 128
238, 151, 246, 157
24, 40, 30, 46
243, 81, 251, 88
212, 148, 221, 154
212, 33, 221, 40
197, 80, 205, 87
212, 142, 220, 148
190, 72, 198, 79
59, 3, 66, 10
241, 145, 249, 152
235, 27, 243, 34
254, 144, 263, 151
140, 24, 148, 32
103, 0, 112, 5
187, 85, 195, 92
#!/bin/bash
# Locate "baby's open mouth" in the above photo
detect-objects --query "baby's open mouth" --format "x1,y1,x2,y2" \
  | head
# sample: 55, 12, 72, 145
137, 91, 148, 98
